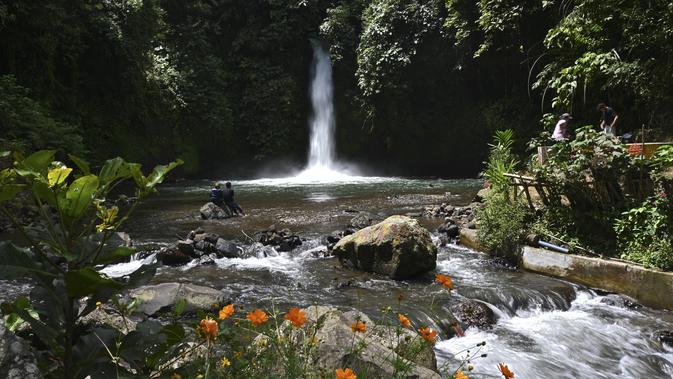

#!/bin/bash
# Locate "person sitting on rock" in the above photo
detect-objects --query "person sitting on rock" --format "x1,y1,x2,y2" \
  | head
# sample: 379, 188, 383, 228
209, 182, 225, 207
223, 181, 245, 216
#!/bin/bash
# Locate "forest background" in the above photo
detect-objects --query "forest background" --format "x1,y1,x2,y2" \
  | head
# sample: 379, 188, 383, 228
1, 0, 672, 177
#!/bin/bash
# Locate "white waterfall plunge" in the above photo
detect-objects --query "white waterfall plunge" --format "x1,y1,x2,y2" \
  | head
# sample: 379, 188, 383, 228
294, 42, 355, 182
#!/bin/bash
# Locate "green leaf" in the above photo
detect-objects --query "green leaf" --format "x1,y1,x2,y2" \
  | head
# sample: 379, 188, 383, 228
0, 184, 26, 202
0, 242, 56, 280
48, 167, 73, 187
94, 246, 136, 265
65, 268, 123, 297
64, 174, 99, 220
99, 157, 135, 185
68, 154, 91, 175
15, 150, 56, 177
145, 159, 183, 189
0, 151, 10, 158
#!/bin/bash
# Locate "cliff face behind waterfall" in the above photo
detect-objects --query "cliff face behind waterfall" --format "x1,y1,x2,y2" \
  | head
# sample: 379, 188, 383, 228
1, 1, 672, 177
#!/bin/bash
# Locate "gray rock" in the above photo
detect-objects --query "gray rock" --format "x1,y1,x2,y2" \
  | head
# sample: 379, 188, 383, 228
446, 225, 460, 238
215, 238, 241, 258
177, 239, 195, 257
0, 320, 41, 379
199, 202, 230, 220
333, 215, 437, 279
129, 283, 227, 316
157, 246, 192, 266
349, 213, 373, 229
450, 299, 497, 329
302, 306, 440, 379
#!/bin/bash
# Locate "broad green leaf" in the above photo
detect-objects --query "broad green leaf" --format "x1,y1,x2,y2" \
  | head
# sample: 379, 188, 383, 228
64, 174, 99, 220
99, 157, 136, 185
0, 184, 26, 202
15, 150, 56, 177
65, 268, 123, 297
68, 154, 91, 175
48, 167, 73, 187
145, 159, 183, 189
0, 151, 10, 158
94, 246, 136, 265
0, 242, 56, 280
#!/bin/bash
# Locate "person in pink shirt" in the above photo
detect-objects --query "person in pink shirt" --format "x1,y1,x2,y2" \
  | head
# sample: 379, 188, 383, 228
552, 113, 572, 140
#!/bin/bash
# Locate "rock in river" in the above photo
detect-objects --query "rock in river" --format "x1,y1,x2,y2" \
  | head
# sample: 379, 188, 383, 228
129, 283, 228, 316
199, 202, 230, 219
333, 215, 437, 279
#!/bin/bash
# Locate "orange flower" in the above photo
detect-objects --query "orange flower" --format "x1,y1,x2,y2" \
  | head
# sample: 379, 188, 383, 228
454, 371, 469, 379
199, 317, 218, 341
219, 304, 235, 320
335, 368, 357, 379
498, 363, 515, 379
284, 307, 307, 328
398, 313, 411, 329
418, 327, 438, 345
350, 320, 366, 333
246, 308, 269, 326
435, 274, 454, 290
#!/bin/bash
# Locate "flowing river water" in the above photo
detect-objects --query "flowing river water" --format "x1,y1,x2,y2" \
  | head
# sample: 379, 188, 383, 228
105, 177, 673, 378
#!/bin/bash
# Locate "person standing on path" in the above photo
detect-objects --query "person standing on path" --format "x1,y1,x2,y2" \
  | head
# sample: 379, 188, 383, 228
597, 103, 619, 135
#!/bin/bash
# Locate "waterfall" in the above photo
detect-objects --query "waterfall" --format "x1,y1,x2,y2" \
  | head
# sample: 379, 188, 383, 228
307, 41, 336, 169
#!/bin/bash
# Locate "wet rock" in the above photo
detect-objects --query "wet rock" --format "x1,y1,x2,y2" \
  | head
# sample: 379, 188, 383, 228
177, 239, 195, 257
600, 294, 642, 309
199, 202, 230, 220
0, 320, 41, 379
187, 227, 205, 240
241, 243, 278, 259
333, 215, 437, 279
129, 283, 227, 316
157, 246, 192, 266
194, 232, 219, 244
450, 300, 497, 329
253, 225, 302, 251
215, 238, 241, 258
80, 307, 137, 333
196, 253, 218, 266
349, 213, 373, 229
303, 306, 440, 378
657, 331, 673, 347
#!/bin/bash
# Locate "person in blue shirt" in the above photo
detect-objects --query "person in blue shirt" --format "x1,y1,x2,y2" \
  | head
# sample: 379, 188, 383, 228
210, 183, 225, 206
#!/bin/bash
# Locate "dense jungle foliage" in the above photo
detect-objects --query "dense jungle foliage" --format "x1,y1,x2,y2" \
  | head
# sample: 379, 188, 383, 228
1, 0, 672, 176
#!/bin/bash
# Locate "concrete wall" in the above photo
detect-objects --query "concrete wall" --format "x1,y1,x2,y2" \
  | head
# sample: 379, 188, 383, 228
522, 246, 673, 310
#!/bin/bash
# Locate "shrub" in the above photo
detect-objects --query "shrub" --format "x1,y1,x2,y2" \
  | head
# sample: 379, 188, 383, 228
0, 150, 181, 377
476, 193, 532, 258
615, 193, 673, 270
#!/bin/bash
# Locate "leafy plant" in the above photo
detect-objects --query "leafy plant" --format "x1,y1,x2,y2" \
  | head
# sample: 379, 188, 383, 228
476, 192, 532, 258
482, 129, 519, 195
615, 193, 673, 270
0, 150, 182, 377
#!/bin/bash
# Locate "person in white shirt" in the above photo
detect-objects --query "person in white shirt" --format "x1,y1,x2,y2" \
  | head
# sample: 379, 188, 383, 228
552, 113, 572, 140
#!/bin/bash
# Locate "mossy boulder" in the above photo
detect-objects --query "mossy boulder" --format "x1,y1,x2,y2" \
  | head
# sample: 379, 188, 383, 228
333, 215, 437, 279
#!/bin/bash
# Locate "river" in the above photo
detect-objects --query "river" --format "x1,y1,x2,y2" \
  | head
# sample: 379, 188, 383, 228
109, 177, 673, 378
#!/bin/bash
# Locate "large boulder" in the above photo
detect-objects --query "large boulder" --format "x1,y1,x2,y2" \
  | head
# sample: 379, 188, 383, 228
333, 215, 437, 279
215, 238, 241, 258
303, 306, 440, 379
157, 246, 192, 266
199, 202, 230, 220
129, 283, 227, 316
